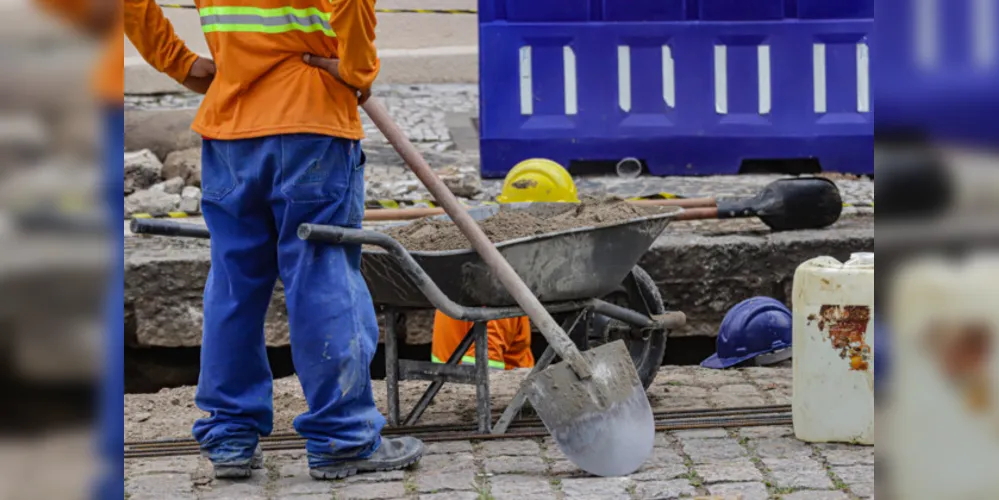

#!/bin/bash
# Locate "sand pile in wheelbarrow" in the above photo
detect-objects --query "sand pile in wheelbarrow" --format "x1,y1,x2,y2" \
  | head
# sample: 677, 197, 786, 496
383, 199, 660, 252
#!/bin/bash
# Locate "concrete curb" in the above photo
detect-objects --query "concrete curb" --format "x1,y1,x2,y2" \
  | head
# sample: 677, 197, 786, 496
124, 216, 873, 348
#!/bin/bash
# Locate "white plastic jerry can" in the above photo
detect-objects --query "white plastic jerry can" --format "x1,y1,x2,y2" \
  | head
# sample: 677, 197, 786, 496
792, 252, 875, 445
887, 254, 999, 500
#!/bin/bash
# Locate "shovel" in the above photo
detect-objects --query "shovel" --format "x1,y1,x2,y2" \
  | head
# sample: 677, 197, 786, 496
362, 178, 843, 231
361, 97, 655, 477
655, 177, 844, 231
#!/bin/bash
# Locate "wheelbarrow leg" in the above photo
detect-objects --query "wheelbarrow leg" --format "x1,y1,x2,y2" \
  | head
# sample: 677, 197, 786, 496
404, 322, 482, 426
474, 322, 491, 433
385, 309, 401, 426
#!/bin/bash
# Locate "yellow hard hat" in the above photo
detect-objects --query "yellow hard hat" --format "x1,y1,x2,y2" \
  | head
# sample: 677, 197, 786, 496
496, 158, 580, 204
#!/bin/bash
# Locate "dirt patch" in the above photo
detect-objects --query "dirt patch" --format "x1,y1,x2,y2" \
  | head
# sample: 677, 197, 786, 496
382, 199, 660, 252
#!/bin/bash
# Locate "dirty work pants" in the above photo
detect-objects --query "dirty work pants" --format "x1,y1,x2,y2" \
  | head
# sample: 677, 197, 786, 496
97, 105, 124, 500
192, 135, 385, 466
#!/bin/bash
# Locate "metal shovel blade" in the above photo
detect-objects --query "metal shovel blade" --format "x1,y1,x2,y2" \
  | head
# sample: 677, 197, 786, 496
523, 340, 655, 477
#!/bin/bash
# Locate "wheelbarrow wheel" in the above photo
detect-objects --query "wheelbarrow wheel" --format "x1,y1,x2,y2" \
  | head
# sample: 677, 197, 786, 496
571, 266, 669, 389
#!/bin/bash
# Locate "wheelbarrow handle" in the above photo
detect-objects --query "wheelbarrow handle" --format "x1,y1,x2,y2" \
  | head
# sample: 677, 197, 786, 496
130, 218, 211, 238
362, 97, 593, 381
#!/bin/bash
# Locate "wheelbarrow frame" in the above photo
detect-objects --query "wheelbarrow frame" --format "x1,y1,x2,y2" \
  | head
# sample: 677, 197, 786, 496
299, 224, 685, 434
128, 218, 686, 434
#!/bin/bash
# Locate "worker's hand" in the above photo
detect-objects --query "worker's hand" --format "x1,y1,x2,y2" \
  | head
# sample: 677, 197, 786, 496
302, 54, 371, 105
182, 57, 216, 95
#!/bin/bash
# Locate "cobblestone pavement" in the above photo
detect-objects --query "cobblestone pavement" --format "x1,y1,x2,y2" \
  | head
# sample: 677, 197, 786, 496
124, 85, 875, 206
125, 366, 875, 500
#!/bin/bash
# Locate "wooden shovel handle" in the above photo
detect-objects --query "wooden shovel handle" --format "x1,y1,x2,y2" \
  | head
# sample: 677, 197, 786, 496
362, 197, 718, 222
361, 98, 593, 380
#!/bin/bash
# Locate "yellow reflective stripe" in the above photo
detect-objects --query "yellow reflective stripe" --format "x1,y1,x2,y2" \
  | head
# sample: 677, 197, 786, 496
430, 354, 506, 369
199, 5, 328, 18
199, 6, 335, 36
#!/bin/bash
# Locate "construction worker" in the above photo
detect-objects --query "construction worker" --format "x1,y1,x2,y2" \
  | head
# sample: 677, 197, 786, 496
112, 0, 423, 481
431, 159, 579, 370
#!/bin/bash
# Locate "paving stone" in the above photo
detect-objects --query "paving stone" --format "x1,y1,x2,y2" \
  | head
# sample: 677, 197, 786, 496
736, 426, 794, 439
780, 490, 851, 500
695, 460, 764, 484
126, 457, 200, 476
848, 483, 875, 498
549, 459, 589, 477
707, 481, 770, 500
416, 470, 479, 493
633, 479, 697, 499
481, 439, 541, 456
645, 446, 687, 467
417, 453, 477, 473
764, 458, 834, 489
816, 446, 874, 466
673, 428, 730, 440
426, 441, 474, 455
629, 462, 688, 481
830, 465, 874, 485
126, 474, 196, 499
278, 459, 309, 478
560, 477, 634, 500
343, 470, 406, 483
418, 493, 481, 500
750, 437, 814, 459
681, 438, 748, 464
275, 477, 336, 496
336, 481, 407, 499
489, 475, 557, 499
655, 432, 678, 446
198, 482, 269, 500
484, 455, 548, 475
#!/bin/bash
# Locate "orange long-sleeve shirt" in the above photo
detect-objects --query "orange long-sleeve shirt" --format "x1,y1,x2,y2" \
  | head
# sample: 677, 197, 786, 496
191, 0, 380, 140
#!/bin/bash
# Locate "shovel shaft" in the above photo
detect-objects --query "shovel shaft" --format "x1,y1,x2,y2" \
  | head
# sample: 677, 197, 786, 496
362, 98, 593, 380
672, 207, 720, 221
362, 197, 716, 222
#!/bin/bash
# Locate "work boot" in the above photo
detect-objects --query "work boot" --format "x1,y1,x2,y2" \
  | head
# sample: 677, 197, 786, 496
309, 436, 425, 480
204, 444, 264, 479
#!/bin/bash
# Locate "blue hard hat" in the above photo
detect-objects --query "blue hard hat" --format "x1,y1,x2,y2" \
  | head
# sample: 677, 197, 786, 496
701, 297, 792, 369
873, 318, 887, 391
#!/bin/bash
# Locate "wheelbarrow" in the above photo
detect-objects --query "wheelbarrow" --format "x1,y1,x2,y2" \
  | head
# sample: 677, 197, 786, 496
131, 202, 687, 473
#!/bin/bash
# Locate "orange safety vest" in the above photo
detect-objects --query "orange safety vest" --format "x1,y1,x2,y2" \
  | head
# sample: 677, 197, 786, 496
190, 0, 378, 140
431, 311, 535, 370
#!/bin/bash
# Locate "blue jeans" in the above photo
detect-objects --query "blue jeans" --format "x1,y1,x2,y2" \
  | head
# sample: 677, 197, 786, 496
192, 135, 385, 467
97, 105, 124, 500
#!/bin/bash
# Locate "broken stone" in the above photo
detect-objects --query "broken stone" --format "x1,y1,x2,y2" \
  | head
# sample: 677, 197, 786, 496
438, 164, 481, 197
124, 149, 163, 195
162, 147, 202, 187
179, 186, 202, 213
125, 189, 181, 216
150, 177, 185, 195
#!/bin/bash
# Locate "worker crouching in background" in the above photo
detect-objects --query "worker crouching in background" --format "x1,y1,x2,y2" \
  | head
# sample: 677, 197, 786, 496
431, 159, 579, 370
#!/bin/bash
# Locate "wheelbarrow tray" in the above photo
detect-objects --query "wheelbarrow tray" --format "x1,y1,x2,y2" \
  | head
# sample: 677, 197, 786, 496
361, 203, 681, 308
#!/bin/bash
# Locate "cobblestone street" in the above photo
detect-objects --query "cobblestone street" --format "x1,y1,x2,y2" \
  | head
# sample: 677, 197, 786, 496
124, 367, 875, 500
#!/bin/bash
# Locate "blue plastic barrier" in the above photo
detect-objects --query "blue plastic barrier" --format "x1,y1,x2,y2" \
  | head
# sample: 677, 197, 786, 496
875, 0, 999, 147
477, 0, 874, 178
